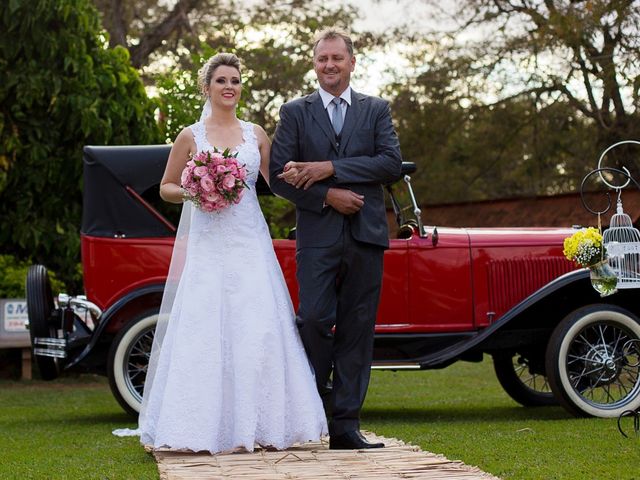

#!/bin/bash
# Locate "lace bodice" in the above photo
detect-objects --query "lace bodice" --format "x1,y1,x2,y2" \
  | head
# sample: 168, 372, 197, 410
187, 119, 263, 234
189, 119, 261, 188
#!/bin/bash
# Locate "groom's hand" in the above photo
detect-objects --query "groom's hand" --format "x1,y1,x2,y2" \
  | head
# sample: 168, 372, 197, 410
325, 188, 364, 215
278, 161, 334, 190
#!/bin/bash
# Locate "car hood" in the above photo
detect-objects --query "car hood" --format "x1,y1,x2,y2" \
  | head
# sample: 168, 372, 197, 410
464, 226, 575, 247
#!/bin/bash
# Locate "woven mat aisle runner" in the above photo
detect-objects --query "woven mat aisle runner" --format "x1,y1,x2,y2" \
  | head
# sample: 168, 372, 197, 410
153, 432, 501, 479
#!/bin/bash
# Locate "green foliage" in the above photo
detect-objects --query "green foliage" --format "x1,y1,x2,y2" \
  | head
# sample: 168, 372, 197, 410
152, 0, 357, 142
0, 255, 31, 299
0, 0, 161, 290
387, 59, 599, 204
258, 195, 295, 239
0, 255, 66, 298
155, 68, 204, 144
419, 0, 640, 166
369, 1, 640, 205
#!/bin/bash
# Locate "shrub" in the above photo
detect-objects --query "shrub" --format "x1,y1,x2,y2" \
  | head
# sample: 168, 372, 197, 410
0, 254, 65, 298
0, 0, 162, 290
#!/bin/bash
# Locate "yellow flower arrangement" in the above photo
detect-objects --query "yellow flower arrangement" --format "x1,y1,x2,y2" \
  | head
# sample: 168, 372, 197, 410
563, 227, 605, 268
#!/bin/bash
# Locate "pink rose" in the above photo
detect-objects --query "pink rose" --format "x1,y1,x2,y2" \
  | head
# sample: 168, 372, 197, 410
186, 159, 195, 168
181, 168, 190, 186
237, 167, 247, 180
205, 192, 222, 203
200, 202, 215, 212
194, 166, 208, 177
211, 152, 225, 162
222, 174, 236, 190
188, 185, 199, 197
216, 164, 227, 174
200, 175, 215, 192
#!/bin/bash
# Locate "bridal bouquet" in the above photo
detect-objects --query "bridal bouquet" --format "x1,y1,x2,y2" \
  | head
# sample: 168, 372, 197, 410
181, 149, 248, 212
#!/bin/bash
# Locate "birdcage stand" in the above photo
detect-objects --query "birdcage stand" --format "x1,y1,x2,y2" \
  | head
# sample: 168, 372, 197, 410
580, 141, 640, 436
580, 140, 640, 289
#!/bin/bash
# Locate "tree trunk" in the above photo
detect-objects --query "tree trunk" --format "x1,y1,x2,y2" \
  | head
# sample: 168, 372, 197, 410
107, 0, 127, 48
128, 0, 203, 68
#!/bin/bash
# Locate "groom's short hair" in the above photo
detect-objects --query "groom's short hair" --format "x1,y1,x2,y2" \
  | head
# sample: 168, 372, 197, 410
312, 28, 354, 57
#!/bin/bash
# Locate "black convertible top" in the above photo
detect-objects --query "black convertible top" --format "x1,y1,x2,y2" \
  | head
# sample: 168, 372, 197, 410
81, 144, 408, 238
82, 145, 175, 238
82, 145, 272, 238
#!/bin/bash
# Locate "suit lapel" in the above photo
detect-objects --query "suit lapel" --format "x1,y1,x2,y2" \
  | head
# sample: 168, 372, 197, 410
338, 90, 364, 156
306, 92, 338, 150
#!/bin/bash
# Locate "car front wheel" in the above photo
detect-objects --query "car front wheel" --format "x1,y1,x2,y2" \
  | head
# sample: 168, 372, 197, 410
493, 351, 556, 406
107, 311, 158, 416
546, 304, 640, 417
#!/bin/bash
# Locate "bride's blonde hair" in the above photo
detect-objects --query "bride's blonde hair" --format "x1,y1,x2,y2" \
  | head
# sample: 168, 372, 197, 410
197, 53, 242, 96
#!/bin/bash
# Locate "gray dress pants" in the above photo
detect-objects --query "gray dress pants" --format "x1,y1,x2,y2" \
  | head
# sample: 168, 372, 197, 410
295, 219, 384, 436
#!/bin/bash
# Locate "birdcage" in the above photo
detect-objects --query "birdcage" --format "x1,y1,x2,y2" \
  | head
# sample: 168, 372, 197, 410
603, 196, 640, 288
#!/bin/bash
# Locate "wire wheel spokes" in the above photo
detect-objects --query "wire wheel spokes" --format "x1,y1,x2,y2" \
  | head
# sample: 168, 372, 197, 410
513, 356, 552, 394
493, 351, 556, 406
124, 327, 155, 401
566, 322, 640, 408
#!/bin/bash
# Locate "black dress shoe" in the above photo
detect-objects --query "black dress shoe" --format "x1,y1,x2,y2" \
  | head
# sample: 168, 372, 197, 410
329, 430, 385, 450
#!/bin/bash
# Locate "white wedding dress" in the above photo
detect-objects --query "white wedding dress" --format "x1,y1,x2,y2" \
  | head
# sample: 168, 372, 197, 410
137, 119, 327, 453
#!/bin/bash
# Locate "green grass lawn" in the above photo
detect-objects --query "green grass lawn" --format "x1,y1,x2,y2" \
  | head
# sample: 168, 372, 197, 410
364, 358, 640, 480
0, 376, 156, 480
1, 359, 638, 479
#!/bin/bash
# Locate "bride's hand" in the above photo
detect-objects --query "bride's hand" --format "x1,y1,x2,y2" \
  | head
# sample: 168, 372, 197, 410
279, 161, 335, 190
278, 163, 299, 185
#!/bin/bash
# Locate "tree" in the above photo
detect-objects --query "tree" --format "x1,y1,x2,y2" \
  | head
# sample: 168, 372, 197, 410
153, 0, 357, 140
422, 0, 640, 167
374, 1, 639, 204
0, 0, 161, 288
94, 0, 213, 68
387, 64, 598, 203
93, 0, 366, 72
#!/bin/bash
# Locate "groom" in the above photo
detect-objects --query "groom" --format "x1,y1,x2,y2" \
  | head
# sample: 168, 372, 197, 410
269, 28, 402, 449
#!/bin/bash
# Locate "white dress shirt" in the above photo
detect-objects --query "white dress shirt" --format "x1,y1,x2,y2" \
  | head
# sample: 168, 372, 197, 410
319, 86, 351, 125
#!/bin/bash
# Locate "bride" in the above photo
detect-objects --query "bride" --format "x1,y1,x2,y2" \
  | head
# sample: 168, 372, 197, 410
137, 53, 327, 453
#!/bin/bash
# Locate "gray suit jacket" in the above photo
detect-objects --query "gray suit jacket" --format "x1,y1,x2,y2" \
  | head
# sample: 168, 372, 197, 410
269, 90, 402, 248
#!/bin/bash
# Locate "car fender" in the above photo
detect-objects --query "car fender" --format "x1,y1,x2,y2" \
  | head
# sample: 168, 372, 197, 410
419, 268, 597, 367
64, 284, 164, 369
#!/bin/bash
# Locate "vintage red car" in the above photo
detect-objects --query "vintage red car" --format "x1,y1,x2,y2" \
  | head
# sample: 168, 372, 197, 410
27, 145, 640, 419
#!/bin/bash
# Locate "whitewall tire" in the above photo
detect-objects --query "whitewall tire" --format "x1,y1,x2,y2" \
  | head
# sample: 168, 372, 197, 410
546, 304, 640, 417
107, 311, 158, 416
